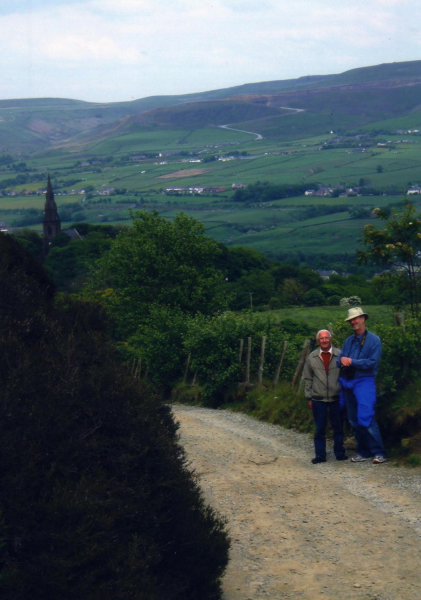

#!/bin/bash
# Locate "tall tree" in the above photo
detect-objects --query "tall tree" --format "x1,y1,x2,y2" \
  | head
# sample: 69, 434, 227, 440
85, 212, 228, 386
359, 203, 421, 316
87, 211, 227, 338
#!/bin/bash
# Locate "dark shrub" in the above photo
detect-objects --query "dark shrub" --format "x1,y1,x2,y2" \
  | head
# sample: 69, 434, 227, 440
0, 233, 229, 600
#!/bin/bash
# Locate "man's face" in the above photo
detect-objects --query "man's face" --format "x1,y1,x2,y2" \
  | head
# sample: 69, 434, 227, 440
318, 332, 331, 351
349, 315, 365, 334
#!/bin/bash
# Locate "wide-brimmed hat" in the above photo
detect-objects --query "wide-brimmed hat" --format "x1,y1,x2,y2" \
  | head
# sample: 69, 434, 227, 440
344, 306, 369, 321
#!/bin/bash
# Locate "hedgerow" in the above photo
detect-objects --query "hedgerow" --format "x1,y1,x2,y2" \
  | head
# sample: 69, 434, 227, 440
0, 233, 229, 600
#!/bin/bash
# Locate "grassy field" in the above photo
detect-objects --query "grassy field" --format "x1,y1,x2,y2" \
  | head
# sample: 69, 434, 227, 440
269, 305, 395, 331
2, 121, 421, 260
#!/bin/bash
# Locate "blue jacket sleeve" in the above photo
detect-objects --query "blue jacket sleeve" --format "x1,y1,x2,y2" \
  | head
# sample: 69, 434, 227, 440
351, 334, 381, 374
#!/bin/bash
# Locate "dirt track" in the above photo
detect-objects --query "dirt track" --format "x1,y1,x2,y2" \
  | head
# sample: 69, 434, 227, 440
173, 405, 421, 600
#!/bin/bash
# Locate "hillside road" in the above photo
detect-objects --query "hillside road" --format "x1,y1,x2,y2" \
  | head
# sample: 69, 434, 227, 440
173, 404, 421, 600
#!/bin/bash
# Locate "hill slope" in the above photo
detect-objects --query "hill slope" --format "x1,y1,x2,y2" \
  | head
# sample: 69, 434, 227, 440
2, 60, 421, 153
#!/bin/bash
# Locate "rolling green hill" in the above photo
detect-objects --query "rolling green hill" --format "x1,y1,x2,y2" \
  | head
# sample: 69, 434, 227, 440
3, 60, 421, 269
2, 60, 421, 154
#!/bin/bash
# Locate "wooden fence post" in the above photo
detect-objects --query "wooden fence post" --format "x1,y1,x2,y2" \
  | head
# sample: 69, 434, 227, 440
291, 339, 311, 387
273, 340, 288, 387
134, 357, 141, 380
239, 339, 244, 365
396, 312, 405, 332
257, 336, 266, 385
183, 353, 191, 383
246, 337, 252, 385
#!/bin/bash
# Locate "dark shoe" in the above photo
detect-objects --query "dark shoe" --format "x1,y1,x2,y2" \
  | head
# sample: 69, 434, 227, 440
336, 454, 349, 461
311, 457, 326, 464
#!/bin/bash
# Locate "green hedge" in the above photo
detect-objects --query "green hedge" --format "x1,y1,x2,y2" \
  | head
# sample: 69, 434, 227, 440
0, 233, 229, 600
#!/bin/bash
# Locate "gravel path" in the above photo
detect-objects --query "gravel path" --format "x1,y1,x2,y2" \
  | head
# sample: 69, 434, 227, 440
173, 404, 421, 600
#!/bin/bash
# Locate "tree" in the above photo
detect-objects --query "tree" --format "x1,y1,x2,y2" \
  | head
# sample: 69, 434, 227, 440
0, 233, 230, 599
12, 229, 43, 262
87, 211, 226, 332
45, 231, 114, 291
85, 212, 228, 383
376, 165, 383, 173
303, 288, 326, 306
359, 203, 421, 316
279, 278, 307, 305
228, 270, 276, 310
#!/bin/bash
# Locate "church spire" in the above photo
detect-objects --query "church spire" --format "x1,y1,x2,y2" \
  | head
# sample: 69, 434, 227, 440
42, 175, 61, 258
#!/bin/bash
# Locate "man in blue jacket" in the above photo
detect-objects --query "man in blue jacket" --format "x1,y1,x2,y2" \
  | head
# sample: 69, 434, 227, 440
338, 307, 386, 464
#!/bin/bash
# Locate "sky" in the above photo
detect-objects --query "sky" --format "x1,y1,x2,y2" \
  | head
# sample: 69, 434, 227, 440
0, 0, 420, 104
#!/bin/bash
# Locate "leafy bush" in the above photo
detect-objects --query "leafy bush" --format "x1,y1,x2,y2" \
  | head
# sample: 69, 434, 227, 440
303, 288, 326, 306
247, 383, 313, 432
327, 294, 341, 305
128, 305, 190, 390
340, 295, 361, 306
86, 211, 227, 340
183, 312, 306, 406
0, 233, 229, 600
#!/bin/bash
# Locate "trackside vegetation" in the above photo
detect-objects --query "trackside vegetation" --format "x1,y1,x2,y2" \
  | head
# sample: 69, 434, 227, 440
0, 233, 229, 599
79, 210, 421, 459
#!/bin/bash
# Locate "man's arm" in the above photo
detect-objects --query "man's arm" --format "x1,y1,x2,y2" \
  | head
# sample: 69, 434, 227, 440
349, 335, 381, 372
303, 357, 314, 407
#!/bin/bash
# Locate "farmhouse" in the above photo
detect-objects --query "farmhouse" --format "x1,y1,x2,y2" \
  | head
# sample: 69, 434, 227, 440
99, 187, 115, 196
165, 187, 186, 193
317, 270, 339, 280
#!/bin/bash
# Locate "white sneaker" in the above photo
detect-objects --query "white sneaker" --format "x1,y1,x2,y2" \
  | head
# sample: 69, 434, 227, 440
350, 454, 368, 462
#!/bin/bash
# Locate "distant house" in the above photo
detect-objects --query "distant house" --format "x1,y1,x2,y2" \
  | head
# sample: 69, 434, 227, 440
315, 187, 333, 196
232, 183, 246, 189
317, 270, 339, 280
0, 221, 9, 232
407, 188, 420, 195
99, 187, 115, 196
305, 190, 316, 196
165, 187, 186, 193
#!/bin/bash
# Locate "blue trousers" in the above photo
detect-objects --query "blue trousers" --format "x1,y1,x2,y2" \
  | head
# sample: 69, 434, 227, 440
312, 400, 345, 461
343, 387, 386, 458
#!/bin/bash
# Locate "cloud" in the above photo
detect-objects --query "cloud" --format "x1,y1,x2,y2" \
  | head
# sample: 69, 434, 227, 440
40, 35, 145, 63
0, 0, 420, 102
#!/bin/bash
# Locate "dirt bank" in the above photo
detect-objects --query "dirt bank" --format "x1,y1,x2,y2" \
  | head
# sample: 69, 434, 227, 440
173, 405, 421, 600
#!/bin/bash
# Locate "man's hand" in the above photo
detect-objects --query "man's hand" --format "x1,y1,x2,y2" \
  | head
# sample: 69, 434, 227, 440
340, 357, 353, 367
308, 401, 312, 409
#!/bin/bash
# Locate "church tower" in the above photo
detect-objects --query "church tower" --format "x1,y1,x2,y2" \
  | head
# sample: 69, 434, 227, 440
42, 175, 61, 258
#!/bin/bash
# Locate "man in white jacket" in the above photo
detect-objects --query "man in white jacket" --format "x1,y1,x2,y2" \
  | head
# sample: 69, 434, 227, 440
303, 330, 348, 464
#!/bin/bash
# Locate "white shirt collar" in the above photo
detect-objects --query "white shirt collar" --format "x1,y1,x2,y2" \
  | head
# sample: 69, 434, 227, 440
319, 346, 332, 357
